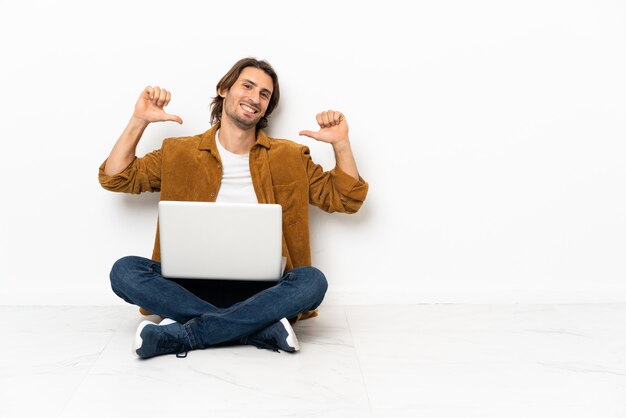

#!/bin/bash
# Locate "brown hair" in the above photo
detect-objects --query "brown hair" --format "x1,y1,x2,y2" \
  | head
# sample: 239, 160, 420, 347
210, 57, 280, 130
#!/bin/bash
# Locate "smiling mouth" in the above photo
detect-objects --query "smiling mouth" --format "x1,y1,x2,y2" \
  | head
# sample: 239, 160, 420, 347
241, 103, 259, 114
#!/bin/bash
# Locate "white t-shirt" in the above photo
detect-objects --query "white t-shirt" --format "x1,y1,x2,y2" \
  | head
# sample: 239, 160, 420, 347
215, 130, 258, 204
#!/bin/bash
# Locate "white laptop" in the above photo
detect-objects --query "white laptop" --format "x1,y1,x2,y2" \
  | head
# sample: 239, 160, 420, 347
158, 201, 284, 281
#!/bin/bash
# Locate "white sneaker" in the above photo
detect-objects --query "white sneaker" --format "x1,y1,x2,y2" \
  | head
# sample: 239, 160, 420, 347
132, 318, 179, 354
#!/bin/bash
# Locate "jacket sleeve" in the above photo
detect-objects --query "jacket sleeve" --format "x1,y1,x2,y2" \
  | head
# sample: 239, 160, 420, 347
303, 146, 368, 214
98, 148, 162, 194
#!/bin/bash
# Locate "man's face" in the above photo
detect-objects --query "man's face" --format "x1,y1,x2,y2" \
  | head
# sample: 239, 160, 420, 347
221, 67, 274, 130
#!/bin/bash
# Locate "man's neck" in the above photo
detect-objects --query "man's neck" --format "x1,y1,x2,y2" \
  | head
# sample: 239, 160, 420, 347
217, 118, 257, 155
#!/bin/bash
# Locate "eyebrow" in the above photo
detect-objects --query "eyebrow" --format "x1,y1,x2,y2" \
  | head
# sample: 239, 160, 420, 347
241, 79, 272, 95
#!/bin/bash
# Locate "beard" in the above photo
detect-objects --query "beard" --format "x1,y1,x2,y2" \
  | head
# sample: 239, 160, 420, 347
223, 99, 263, 130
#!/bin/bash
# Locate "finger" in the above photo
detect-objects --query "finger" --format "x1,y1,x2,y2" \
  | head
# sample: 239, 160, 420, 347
152, 86, 161, 102
162, 89, 170, 106
316, 112, 325, 128
163, 113, 183, 124
157, 88, 168, 107
319, 111, 331, 128
299, 130, 318, 139
143, 86, 154, 99
326, 110, 338, 126
164, 90, 172, 107
331, 110, 343, 125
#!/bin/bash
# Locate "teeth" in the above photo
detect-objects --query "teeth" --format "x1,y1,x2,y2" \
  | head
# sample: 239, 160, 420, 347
242, 104, 257, 113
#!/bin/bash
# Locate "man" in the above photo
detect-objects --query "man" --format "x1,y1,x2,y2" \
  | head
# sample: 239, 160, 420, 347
99, 57, 368, 359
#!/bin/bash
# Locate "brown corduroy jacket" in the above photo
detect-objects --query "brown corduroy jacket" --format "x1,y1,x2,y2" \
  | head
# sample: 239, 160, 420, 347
99, 125, 368, 318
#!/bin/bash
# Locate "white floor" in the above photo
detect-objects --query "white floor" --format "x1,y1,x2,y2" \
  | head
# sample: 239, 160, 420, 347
2, 304, 626, 417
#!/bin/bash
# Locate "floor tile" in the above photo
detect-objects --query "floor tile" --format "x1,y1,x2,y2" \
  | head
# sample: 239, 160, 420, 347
0, 306, 129, 418
346, 304, 626, 412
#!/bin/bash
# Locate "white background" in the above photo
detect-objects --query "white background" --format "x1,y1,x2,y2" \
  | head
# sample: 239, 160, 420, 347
1, 0, 625, 305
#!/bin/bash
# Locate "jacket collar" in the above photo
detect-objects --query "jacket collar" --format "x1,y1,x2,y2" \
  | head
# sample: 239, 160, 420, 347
198, 124, 271, 153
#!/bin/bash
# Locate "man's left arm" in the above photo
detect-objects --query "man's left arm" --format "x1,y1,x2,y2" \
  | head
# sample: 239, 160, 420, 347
299, 110, 359, 180
300, 110, 368, 213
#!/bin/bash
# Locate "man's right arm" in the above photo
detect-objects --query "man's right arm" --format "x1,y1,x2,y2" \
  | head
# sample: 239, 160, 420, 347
103, 117, 149, 175
103, 86, 182, 176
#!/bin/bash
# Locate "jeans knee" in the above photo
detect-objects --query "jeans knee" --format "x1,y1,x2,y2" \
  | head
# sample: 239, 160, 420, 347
109, 256, 141, 293
298, 266, 328, 302
313, 267, 329, 297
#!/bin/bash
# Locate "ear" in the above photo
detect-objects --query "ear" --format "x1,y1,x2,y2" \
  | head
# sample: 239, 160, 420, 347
218, 87, 227, 98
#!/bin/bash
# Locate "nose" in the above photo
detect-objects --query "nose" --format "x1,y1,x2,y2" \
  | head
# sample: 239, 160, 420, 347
248, 92, 260, 104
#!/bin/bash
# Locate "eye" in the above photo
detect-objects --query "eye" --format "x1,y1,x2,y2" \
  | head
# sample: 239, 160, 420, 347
261, 92, 270, 99
243, 83, 251, 89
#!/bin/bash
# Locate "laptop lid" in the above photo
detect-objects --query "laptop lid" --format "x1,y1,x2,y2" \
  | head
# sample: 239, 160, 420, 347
158, 201, 283, 281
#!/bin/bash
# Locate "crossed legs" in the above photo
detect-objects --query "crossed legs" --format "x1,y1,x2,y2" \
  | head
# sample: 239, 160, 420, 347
110, 256, 328, 351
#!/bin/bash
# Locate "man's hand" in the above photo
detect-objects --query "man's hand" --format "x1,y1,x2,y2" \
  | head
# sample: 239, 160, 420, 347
133, 86, 183, 125
103, 86, 182, 176
299, 110, 348, 145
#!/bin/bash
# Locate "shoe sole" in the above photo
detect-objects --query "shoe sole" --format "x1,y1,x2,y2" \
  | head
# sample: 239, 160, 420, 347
280, 318, 300, 352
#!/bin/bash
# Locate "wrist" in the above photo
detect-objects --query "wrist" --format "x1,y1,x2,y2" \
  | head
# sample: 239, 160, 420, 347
332, 138, 351, 152
129, 115, 150, 130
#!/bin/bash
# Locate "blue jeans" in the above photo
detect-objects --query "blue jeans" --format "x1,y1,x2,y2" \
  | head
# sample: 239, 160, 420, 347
109, 256, 328, 350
